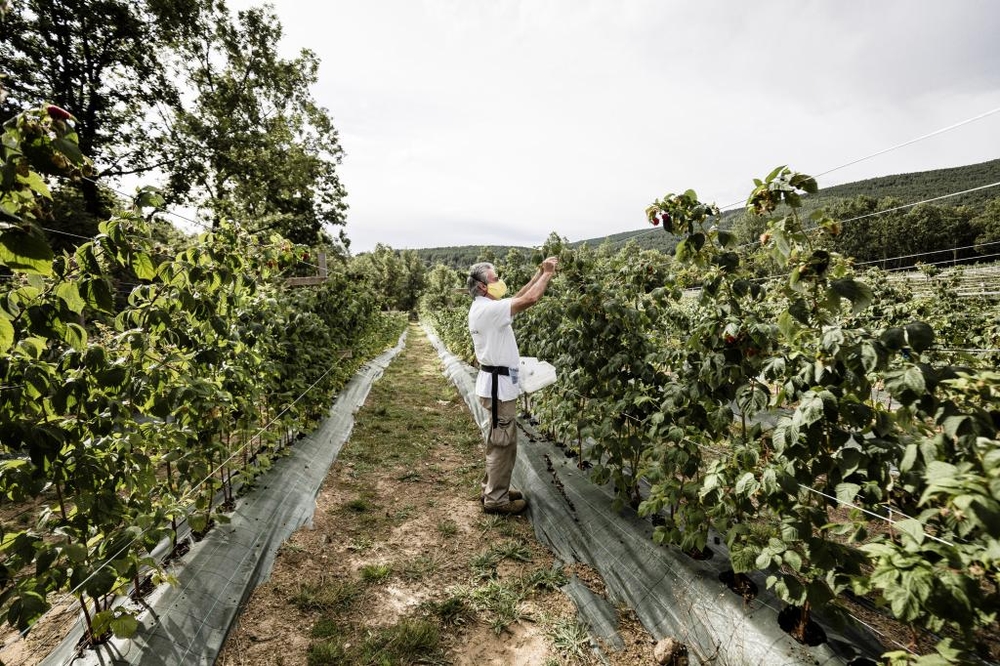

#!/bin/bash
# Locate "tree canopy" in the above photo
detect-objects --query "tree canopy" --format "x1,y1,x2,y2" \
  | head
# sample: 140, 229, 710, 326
0, 0, 347, 246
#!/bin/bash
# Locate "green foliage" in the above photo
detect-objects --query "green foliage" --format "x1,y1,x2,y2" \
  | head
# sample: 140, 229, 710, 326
421, 296, 475, 365
427, 164, 1000, 663
350, 244, 426, 313
0, 106, 402, 644
0, 0, 185, 216
162, 3, 347, 245
413, 244, 531, 271
418, 263, 464, 312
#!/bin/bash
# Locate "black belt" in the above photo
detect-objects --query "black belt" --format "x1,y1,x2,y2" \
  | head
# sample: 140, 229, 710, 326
480, 365, 509, 429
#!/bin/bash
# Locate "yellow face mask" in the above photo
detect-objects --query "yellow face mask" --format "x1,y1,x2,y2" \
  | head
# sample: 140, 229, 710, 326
486, 279, 508, 299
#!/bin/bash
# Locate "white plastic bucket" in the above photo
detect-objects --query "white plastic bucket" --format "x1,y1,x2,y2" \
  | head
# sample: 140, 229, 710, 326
519, 356, 557, 393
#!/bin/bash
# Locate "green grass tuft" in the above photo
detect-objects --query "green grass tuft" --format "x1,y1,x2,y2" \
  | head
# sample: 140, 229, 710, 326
360, 562, 392, 584
357, 618, 442, 664
310, 617, 341, 639
547, 617, 591, 659
292, 577, 360, 613
306, 639, 345, 665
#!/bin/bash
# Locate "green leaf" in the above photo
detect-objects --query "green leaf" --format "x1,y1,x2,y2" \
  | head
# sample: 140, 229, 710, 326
925, 461, 957, 482
794, 392, 825, 427
51, 136, 86, 164
730, 545, 760, 573
135, 187, 166, 209
941, 415, 970, 441
188, 513, 208, 534
829, 278, 873, 314
859, 341, 881, 373
7, 590, 49, 630
904, 322, 934, 353
893, 518, 925, 546
783, 550, 803, 572
765, 165, 786, 183
80, 278, 114, 311
131, 252, 155, 280
55, 281, 86, 314
885, 366, 926, 398
110, 612, 139, 638
788, 298, 810, 325
91, 610, 114, 637
735, 472, 758, 496
821, 328, 844, 353
0, 315, 13, 353
777, 311, 798, 340
63, 322, 87, 350
0, 230, 54, 275
62, 542, 88, 563
930, 637, 963, 661
880, 327, 905, 351
21, 170, 52, 198
835, 482, 861, 505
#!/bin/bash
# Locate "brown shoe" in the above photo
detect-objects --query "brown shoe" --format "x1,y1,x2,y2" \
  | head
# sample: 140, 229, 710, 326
483, 499, 528, 515
480, 489, 523, 504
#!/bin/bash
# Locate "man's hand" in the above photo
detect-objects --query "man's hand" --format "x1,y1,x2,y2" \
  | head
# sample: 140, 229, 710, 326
511, 257, 559, 315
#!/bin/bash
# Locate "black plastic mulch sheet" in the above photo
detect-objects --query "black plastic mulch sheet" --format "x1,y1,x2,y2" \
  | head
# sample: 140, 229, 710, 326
39, 333, 406, 666
425, 324, 885, 666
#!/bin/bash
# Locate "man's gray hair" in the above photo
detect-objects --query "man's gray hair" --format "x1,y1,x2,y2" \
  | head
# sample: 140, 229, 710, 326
467, 262, 494, 298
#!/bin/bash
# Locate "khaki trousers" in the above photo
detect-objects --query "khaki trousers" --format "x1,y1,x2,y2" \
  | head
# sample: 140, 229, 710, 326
478, 396, 518, 508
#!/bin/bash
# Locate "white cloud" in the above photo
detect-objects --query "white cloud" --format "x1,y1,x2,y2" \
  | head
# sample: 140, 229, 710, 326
232, 0, 1000, 254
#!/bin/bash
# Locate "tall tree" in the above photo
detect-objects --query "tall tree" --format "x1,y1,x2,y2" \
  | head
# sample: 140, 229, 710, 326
0, 0, 193, 216
350, 244, 432, 312
971, 198, 1000, 252
419, 263, 463, 311
162, 2, 348, 246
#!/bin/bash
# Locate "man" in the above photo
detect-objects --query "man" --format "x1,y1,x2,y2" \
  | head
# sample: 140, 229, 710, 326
467, 257, 558, 515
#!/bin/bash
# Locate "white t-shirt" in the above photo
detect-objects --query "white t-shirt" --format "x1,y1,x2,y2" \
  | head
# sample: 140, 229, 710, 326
469, 296, 521, 400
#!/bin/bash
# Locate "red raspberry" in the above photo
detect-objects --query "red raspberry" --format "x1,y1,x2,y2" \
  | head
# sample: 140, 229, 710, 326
46, 105, 72, 120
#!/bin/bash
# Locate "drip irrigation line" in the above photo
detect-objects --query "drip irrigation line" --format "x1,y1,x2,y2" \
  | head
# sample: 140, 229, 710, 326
626, 105, 1000, 250
854, 239, 1000, 267
842, 609, 919, 656
831, 180, 1000, 229
715, 104, 1000, 213
882, 251, 1000, 274
799, 486, 955, 548
733, 246, 1000, 289
813, 105, 1000, 180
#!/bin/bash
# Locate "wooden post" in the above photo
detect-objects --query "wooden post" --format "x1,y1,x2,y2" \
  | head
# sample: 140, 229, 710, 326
286, 252, 328, 287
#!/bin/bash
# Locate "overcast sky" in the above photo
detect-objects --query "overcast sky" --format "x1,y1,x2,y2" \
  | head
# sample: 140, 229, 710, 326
230, 0, 1000, 254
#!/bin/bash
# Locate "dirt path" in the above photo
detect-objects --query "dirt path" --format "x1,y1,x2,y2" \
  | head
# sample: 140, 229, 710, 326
217, 323, 654, 665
